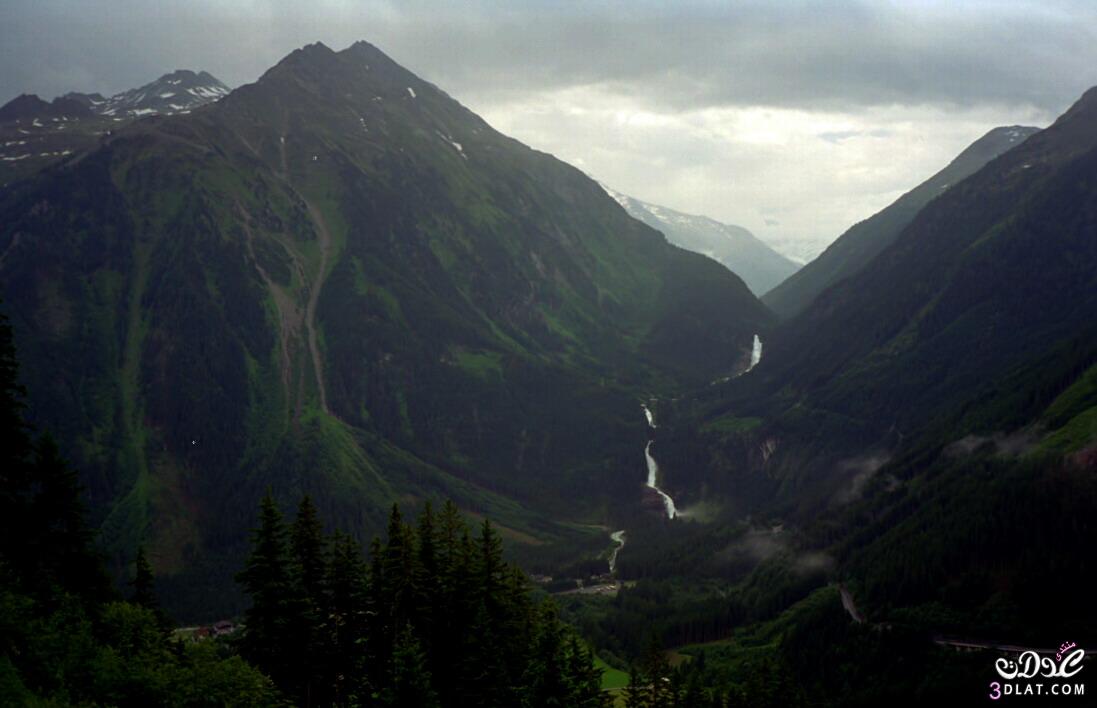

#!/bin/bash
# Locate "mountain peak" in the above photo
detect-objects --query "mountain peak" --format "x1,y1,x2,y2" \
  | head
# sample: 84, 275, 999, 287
0, 93, 92, 121
1055, 84, 1097, 124
601, 184, 798, 296
85, 68, 229, 117
285, 41, 336, 63
0, 94, 50, 121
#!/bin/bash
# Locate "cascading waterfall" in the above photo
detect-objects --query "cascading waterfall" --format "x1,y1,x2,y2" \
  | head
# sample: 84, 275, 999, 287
645, 441, 678, 519
608, 530, 626, 574
642, 403, 677, 519
746, 334, 763, 372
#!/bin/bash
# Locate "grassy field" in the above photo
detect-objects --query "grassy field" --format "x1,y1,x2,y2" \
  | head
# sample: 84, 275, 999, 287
595, 655, 629, 690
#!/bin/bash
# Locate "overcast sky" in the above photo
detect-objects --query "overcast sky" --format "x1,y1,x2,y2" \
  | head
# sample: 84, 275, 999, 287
4, 1, 1097, 260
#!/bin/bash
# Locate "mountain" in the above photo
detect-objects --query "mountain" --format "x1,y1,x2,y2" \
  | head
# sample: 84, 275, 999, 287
605, 88, 1097, 693
762, 125, 1040, 318
0, 41, 772, 617
666, 91, 1097, 514
601, 185, 800, 296
0, 93, 93, 121
0, 70, 230, 188
659, 83, 1097, 595
64, 69, 231, 117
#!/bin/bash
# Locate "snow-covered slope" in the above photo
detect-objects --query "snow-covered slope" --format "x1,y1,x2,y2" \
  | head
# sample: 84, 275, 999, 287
64, 70, 229, 117
601, 185, 799, 296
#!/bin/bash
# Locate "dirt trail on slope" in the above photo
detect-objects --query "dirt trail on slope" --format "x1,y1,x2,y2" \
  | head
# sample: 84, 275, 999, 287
303, 200, 332, 414
238, 204, 303, 417
270, 120, 333, 417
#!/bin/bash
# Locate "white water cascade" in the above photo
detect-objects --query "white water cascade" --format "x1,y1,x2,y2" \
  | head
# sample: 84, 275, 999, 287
645, 441, 678, 519
608, 530, 626, 574
746, 334, 763, 372
642, 404, 677, 519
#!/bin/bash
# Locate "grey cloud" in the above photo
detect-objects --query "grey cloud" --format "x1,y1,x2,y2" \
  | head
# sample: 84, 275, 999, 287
2, 1, 1097, 116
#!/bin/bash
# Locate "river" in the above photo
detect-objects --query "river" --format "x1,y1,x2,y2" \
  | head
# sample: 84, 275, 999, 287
608, 530, 626, 574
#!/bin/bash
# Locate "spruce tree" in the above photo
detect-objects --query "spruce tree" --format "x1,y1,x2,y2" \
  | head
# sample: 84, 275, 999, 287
524, 601, 568, 707
564, 635, 607, 708
0, 302, 32, 585
327, 530, 370, 705
290, 495, 328, 707
382, 623, 439, 708
365, 535, 388, 693
237, 492, 294, 686
291, 495, 327, 605
381, 503, 417, 630
29, 433, 109, 603
624, 662, 648, 708
413, 501, 438, 656
462, 519, 515, 707
130, 546, 157, 610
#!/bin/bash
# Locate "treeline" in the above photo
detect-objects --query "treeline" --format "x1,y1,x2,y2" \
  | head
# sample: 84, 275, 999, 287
237, 495, 607, 706
0, 306, 279, 704
0, 303, 608, 706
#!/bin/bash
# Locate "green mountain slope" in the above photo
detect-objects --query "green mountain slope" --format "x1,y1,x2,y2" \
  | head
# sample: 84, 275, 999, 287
762, 125, 1039, 318
575, 92, 1097, 691
0, 41, 772, 617
662, 88, 1097, 516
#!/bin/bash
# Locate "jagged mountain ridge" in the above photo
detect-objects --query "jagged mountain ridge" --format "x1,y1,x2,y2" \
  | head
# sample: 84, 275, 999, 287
0, 94, 93, 121
64, 69, 230, 117
600, 185, 799, 296
762, 125, 1040, 318
0, 40, 772, 618
0, 70, 231, 188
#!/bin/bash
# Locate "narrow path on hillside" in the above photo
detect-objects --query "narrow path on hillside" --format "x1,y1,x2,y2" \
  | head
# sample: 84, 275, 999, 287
269, 121, 333, 417
238, 204, 301, 418
303, 200, 333, 414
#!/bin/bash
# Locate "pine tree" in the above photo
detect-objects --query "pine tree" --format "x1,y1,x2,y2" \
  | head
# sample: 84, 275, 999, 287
28, 433, 110, 603
680, 671, 705, 708
326, 530, 370, 706
413, 501, 438, 655
524, 601, 568, 707
131, 546, 157, 610
237, 492, 295, 685
290, 495, 329, 707
291, 495, 327, 606
365, 535, 388, 693
433, 505, 474, 706
381, 623, 439, 708
381, 503, 417, 631
564, 635, 607, 708
0, 302, 32, 585
462, 519, 516, 707
624, 662, 648, 708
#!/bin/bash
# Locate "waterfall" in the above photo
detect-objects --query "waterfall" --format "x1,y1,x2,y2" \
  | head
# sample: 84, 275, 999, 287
746, 334, 763, 372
